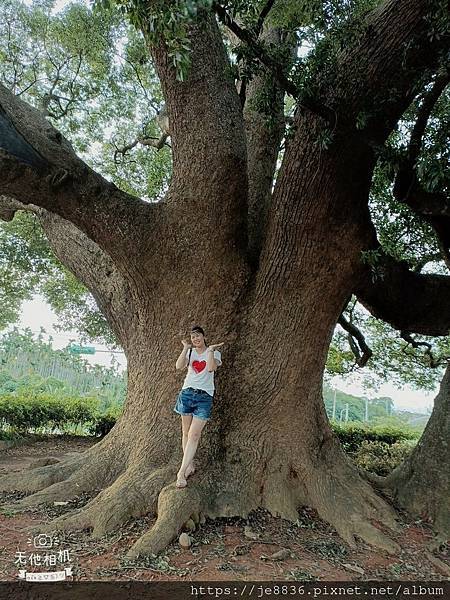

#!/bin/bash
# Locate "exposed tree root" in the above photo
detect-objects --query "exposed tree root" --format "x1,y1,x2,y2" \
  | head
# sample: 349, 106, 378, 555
0, 455, 84, 494
3, 478, 91, 512
304, 463, 401, 555
125, 481, 202, 559
2, 439, 405, 559
1, 444, 125, 515
22, 466, 203, 560
229, 442, 403, 556
0, 434, 117, 495
384, 466, 450, 539
357, 467, 387, 489
24, 464, 176, 539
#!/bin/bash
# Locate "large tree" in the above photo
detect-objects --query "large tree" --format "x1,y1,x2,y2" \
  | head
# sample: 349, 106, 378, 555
0, 0, 449, 557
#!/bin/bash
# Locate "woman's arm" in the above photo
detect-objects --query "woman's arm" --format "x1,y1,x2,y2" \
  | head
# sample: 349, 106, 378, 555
176, 342, 190, 370
206, 343, 224, 372
206, 349, 217, 372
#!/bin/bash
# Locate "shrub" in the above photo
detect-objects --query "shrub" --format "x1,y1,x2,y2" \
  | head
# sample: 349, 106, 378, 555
353, 440, 415, 476
331, 422, 420, 453
63, 397, 100, 431
87, 406, 122, 437
0, 393, 101, 433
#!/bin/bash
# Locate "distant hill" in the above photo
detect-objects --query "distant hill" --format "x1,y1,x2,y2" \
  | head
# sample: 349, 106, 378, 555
323, 384, 394, 423
395, 410, 430, 428
323, 384, 430, 427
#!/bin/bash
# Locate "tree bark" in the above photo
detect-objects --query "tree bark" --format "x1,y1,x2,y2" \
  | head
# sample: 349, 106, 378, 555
383, 364, 450, 537
243, 27, 291, 265
37, 211, 135, 350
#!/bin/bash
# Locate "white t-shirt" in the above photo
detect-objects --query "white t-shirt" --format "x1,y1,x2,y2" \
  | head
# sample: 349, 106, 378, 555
182, 348, 222, 396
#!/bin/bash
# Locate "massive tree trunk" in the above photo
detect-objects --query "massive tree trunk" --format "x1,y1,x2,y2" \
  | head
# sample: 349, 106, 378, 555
382, 365, 450, 538
0, 0, 448, 557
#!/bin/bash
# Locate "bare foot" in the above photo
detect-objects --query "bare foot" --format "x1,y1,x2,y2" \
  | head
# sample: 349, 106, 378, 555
176, 471, 187, 488
185, 463, 196, 478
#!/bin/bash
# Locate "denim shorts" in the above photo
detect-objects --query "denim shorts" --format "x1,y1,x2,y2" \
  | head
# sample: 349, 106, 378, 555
173, 387, 213, 421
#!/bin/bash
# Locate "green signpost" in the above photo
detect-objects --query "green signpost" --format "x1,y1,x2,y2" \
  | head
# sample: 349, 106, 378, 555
68, 345, 96, 355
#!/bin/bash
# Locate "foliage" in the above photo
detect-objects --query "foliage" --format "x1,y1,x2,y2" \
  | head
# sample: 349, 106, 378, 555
0, 0, 171, 342
0, 389, 423, 447
323, 383, 394, 423
304, 538, 347, 560
353, 439, 415, 476
0, 392, 99, 433
327, 70, 450, 392
0, 328, 126, 435
104, 0, 214, 81
87, 405, 122, 436
0, 392, 124, 436
0, 428, 22, 441
0, 328, 126, 405
331, 421, 420, 453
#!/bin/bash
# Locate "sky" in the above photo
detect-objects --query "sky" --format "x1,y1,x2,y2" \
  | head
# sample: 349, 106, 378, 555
23, 0, 87, 10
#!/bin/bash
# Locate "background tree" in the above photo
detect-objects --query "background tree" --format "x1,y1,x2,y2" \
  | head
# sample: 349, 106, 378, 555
0, 0, 449, 557
328, 302, 450, 537
325, 61, 450, 536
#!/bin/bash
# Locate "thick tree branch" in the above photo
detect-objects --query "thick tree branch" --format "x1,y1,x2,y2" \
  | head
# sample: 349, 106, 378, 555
392, 70, 450, 267
330, 0, 449, 140
148, 9, 248, 253
0, 83, 155, 265
213, 2, 333, 122
244, 27, 294, 265
0, 197, 134, 350
37, 211, 135, 351
257, 0, 449, 298
337, 313, 373, 368
355, 253, 450, 336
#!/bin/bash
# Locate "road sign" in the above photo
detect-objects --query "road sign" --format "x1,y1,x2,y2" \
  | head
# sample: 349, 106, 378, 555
68, 345, 96, 355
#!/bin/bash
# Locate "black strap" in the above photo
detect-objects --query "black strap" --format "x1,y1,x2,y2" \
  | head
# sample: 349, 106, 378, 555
187, 347, 192, 365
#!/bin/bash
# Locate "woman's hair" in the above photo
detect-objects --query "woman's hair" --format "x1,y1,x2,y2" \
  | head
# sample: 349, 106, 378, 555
191, 325, 205, 336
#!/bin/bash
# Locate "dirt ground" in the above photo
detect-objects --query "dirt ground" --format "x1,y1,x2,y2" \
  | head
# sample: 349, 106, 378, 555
0, 435, 448, 582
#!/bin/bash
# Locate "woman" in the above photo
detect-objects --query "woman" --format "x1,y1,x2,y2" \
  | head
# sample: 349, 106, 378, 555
174, 325, 223, 488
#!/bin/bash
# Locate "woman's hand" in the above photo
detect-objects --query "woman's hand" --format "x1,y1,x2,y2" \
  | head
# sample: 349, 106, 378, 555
181, 339, 191, 349
207, 343, 224, 351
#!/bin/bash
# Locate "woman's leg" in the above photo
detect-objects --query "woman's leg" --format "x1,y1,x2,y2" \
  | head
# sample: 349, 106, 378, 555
176, 416, 207, 486
181, 415, 192, 453
181, 415, 195, 476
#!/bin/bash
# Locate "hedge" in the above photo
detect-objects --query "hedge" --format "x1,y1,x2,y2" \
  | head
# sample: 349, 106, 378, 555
0, 396, 421, 458
0, 393, 100, 433
330, 422, 420, 453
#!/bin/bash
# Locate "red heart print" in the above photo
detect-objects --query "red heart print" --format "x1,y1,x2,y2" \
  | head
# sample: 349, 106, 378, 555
192, 360, 206, 373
